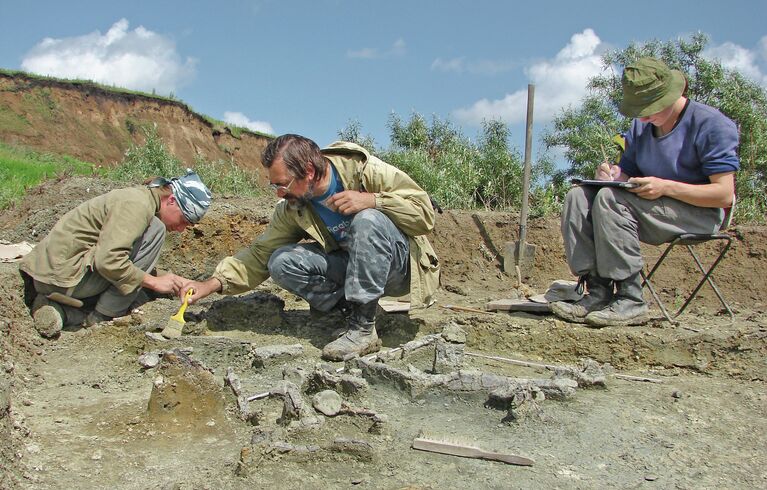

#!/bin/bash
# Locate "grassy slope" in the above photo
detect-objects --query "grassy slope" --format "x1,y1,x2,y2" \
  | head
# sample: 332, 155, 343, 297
0, 143, 97, 208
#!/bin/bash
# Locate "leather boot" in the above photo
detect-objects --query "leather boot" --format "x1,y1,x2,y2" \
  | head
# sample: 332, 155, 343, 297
85, 310, 113, 327
585, 272, 649, 327
321, 300, 382, 361
550, 275, 613, 323
31, 295, 64, 339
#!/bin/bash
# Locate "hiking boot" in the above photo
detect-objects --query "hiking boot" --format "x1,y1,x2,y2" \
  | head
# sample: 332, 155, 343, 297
585, 272, 649, 327
321, 300, 382, 361
85, 310, 113, 327
310, 297, 352, 320
550, 275, 613, 323
31, 295, 64, 338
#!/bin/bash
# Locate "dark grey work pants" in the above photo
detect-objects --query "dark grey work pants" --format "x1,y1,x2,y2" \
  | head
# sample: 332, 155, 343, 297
268, 209, 411, 311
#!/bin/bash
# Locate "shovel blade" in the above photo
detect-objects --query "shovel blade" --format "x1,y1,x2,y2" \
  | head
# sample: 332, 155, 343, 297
503, 241, 536, 278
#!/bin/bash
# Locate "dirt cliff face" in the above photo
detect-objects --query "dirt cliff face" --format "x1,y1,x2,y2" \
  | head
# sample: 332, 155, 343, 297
0, 72, 271, 172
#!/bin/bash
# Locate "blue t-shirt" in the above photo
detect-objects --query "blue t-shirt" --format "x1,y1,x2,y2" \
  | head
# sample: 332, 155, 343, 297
619, 100, 740, 184
311, 165, 354, 244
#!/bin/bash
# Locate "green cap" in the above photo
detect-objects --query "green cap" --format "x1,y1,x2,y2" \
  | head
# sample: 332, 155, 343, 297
618, 57, 686, 118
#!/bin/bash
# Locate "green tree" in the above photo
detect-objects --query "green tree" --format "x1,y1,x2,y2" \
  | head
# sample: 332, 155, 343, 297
544, 33, 767, 222
337, 120, 378, 153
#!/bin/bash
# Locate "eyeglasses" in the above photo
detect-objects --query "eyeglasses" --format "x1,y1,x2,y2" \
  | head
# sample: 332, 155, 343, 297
268, 177, 295, 194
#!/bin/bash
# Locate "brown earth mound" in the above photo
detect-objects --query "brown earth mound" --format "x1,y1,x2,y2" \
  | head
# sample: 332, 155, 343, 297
1, 177, 765, 488
0, 72, 271, 171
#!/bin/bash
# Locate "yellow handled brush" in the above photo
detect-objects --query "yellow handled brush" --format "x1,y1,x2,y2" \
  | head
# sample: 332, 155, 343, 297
161, 288, 194, 339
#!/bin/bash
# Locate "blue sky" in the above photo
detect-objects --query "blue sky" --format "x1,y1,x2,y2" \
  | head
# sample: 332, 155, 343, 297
1, 0, 766, 163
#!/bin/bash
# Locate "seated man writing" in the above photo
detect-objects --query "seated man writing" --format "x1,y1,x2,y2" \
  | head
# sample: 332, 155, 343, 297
551, 57, 739, 327
183, 134, 440, 360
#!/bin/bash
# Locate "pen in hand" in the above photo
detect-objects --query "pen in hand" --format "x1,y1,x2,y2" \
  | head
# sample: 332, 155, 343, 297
596, 144, 621, 181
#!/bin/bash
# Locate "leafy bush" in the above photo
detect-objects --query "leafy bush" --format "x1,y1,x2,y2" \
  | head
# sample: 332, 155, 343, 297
109, 125, 263, 197
373, 113, 552, 213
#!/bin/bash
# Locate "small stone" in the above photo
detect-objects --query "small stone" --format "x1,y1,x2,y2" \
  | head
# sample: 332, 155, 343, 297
312, 390, 342, 416
252, 344, 303, 367
138, 352, 161, 369
91, 450, 102, 461
645, 475, 658, 481
672, 390, 682, 399
145, 332, 168, 342
441, 322, 467, 343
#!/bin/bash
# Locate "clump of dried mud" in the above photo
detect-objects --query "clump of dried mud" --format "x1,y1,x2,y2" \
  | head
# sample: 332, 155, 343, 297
1, 176, 766, 489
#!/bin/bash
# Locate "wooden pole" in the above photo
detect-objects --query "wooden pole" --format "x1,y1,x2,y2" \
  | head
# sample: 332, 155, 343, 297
517, 83, 535, 258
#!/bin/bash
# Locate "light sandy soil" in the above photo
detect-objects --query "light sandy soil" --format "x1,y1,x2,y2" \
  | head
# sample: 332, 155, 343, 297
1, 177, 765, 489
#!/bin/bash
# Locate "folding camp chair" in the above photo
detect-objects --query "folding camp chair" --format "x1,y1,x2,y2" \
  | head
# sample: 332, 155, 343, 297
640, 203, 735, 323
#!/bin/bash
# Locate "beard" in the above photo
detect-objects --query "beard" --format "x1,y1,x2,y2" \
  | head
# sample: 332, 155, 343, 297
286, 182, 316, 211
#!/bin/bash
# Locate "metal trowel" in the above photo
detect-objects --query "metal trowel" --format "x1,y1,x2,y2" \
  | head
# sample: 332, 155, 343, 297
161, 288, 193, 339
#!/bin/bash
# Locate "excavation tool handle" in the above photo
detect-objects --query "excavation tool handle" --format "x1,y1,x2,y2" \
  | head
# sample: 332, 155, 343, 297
171, 288, 194, 323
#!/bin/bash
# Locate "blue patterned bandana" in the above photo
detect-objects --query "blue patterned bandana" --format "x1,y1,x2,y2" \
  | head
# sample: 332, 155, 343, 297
148, 169, 212, 223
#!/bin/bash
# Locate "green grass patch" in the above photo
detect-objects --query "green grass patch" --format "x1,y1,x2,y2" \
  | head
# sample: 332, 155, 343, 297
0, 143, 96, 209
0, 105, 32, 133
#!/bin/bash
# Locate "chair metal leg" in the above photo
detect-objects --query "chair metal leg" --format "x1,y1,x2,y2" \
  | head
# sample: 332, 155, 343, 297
641, 235, 734, 324
640, 269, 674, 323
676, 239, 734, 322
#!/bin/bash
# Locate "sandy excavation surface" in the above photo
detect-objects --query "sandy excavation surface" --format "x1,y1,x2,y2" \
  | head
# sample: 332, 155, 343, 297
1, 177, 766, 489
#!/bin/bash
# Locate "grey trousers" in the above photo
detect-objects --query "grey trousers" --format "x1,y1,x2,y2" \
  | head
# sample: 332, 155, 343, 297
268, 209, 411, 311
561, 186, 723, 281
34, 216, 166, 320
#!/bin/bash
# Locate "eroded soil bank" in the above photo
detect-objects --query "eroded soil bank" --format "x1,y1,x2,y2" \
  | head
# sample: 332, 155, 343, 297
1, 177, 765, 489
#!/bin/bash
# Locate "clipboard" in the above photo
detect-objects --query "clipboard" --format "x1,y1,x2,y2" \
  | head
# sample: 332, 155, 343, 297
571, 178, 638, 189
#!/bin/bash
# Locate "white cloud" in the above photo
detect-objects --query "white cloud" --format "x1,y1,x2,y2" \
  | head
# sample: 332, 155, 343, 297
453, 28, 606, 126
703, 37, 767, 87
347, 38, 406, 59
431, 56, 516, 75
223, 111, 274, 134
20, 19, 196, 94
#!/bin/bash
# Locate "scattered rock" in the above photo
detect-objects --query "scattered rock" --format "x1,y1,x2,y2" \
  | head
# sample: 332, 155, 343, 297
138, 352, 161, 369
145, 332, 168, 342
329, 438, 375, 462
440, 322, 467, 344
553, 358, 607, 387
307, 368, 369, 397
368, 413, 388, 434
252, 344, 303, 367
282, 366, 308, 389
270, 381, 311, 425
312, 390, 342, 416
433, 338, 465, 374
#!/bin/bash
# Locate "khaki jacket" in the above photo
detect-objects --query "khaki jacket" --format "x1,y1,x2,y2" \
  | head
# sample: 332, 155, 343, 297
212, 142, 440, 307
20, 187, 162, 295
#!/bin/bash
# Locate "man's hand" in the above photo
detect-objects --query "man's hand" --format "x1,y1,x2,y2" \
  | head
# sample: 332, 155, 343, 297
628, 176, 668, 200
594, 161, 622, 181
181, 278, 222, 304
324, 191, 376, 215
141, 273, 186, 295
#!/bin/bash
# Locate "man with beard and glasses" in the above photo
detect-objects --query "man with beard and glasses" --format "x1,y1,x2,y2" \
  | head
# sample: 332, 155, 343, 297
182, 134, 440, 360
